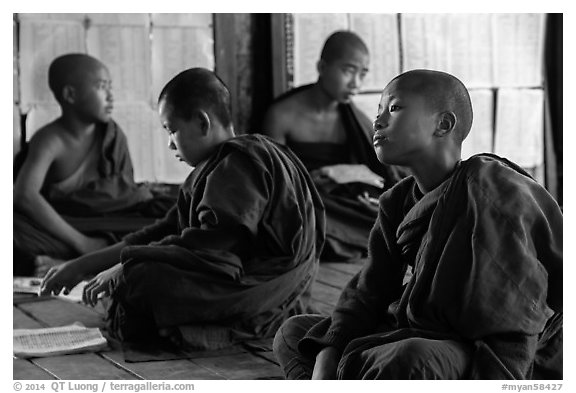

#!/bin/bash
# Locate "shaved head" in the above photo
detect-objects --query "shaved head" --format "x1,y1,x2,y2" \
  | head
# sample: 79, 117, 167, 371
158, 68, 232, 128
48, 54, 106, 103
390, 69, 473, 143
320, 31, 369, 63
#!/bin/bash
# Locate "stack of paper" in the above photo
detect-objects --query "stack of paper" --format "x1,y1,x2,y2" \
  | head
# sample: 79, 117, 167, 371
13, 277, 88, 303
14, 324, 108, 358
13, 277, 42, 295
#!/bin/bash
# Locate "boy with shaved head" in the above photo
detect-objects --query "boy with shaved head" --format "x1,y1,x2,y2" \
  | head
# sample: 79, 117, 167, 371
41, 68, 325, 350
14, 54, 171, 277
273, 69, 563, 379
263, 31, 405, 263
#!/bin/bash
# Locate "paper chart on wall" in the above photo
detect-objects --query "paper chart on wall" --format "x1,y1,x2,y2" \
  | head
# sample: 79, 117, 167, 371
447, 14, 493, 88
113, 102, 158, 183
401, 14, 451, 75
292, 13, 349, 87
151, 13, 212, 27
19, 19, 86, 110
84, 13, 149, 26
87, 24, 152, 102
17, 13, 86, 21
24, 103, 62, 140
151, 27, 215, 106
492, 13, 545, 88
349, 13, 400, 92
401, 14, 496, 88
461, 89, 494, 160
493, 88, 544, 168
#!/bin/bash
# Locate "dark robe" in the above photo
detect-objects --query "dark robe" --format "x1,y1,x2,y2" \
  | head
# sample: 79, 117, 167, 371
275, 84, 405, 262
13, 120, 174, 276
107, 134, 326, 350
298, 154, 562, 379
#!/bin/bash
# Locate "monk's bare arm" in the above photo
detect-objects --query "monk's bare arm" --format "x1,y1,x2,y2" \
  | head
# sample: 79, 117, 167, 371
14, 132, 104, 254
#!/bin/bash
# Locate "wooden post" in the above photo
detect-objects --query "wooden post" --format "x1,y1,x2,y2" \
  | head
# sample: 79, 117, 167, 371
270, 14, 288, 99
214, 14, 238, 127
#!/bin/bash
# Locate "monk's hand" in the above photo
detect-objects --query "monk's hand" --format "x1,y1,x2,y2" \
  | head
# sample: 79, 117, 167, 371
312, 346, 341, 380
77, 235, 109, 255
40, 261, 83, 297
317, 164, 384, 188
83, 263, 123, 307
357, 191, 380, 213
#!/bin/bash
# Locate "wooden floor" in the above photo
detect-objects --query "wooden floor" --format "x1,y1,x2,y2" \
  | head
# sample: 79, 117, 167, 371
13, 261, 364, 380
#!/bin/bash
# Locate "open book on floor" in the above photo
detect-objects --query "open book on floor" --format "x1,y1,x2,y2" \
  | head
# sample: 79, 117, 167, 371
13, 323, 108, 358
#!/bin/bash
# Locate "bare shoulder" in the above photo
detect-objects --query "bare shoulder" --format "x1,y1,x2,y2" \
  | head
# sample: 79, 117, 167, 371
266, 93, 301, 120
15, 121, 68, 190
263, 90, 311, 134
27, 121, 67, 159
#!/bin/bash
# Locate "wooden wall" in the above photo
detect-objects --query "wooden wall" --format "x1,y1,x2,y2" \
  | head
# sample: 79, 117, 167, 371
13, 13, 562, 199
270, 13, 561, 193
13, 13, 216, 184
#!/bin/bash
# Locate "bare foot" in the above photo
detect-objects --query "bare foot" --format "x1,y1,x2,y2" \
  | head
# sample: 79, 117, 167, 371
34, 255, 65, 277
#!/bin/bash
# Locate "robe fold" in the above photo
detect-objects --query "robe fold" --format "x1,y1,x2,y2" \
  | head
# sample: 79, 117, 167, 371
298, 154, 562, 379
13, 120, 174, 276
276, 84, 405, 261
107, 134, 326, 349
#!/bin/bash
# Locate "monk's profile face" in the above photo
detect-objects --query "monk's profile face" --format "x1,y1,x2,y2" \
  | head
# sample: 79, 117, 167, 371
372, 77, 438, 166
71, 65, 114, 124
318, 47, 369, 103
158, 99, 212, 167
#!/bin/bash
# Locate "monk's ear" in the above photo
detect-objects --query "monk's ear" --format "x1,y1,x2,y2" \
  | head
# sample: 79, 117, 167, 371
61, 85, 76, 104
197, 110, 211, 136
317, 59, 326, 76
434, 111, 457, 137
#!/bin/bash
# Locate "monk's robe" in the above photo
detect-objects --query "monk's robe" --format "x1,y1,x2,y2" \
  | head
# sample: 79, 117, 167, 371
107, 134, 326, 350
13, 120, 174, 275
297, 154, 562, 379
276, 85, 405, 262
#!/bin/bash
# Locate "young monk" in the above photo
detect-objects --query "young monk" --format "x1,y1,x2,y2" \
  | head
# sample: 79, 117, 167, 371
41, 67, 325, 350
273, 69, 563, 379
14, 54, 172, 276
262, 31, 405, 263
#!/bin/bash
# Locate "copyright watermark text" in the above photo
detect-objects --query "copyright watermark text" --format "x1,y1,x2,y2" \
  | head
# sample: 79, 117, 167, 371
502, 384, 563, 391
13, 382, 195, 393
